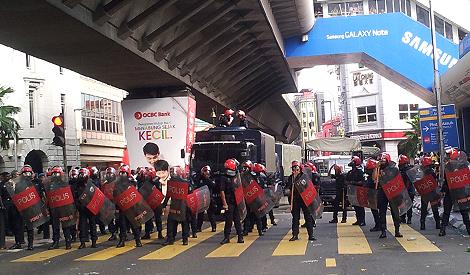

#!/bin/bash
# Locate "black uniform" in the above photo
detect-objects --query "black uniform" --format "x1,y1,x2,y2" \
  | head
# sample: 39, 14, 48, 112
439, 178, 470, 236
330, 173, 348, 222
3, 179, 26, 249
220, 174, 243, 240
346, 167, 365, 225
195, 175, 217, 232
116, 177, 142, 247
419, 167, 440, 230
162, 178, 190, 245
91, 176, 106, 235
399, 164, 415, 224
243, 172, 264, 236
377, 162, 402, 238
286, 172, 315, 240
49, 178, 75, 250
0, 178, 10, 249
364, 171, 380, 230
73, 179, 98, 248
257, 172, 275, 230
34, 178, 50, 239
143, 179, 164, 239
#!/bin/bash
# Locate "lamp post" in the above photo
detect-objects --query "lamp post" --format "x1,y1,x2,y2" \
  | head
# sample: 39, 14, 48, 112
428, 0, 446, 185
73, 108, 83, 168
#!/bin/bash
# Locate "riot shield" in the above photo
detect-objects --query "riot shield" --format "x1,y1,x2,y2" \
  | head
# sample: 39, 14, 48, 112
139, 181, 165, 210
45, 176, 76, 228
114, 176, 153, 227
303, 166, 313, 182
347, 185, 378, 210
11, 176, 49, 228
269, 183, 283, 206
187, 185, 211, 215
101, 180, 116, 201
406, 166, 441, 206
445, 158, 470, 210
167, 177, 189, 222
379, 166, 412, 216
293, 173, 323, 219
79, 181, 116, 225
240, 172, 274, 218
233, 172, 247, 221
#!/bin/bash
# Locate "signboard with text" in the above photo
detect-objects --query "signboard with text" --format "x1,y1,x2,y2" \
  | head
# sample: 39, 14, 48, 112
419, 104, 459, 152
122, 96, 196, 169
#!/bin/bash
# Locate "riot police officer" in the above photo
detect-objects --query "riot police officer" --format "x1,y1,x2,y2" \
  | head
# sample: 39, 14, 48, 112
285, 161, 316, 241
378, 153, 402, 238
237, 110, 248, 128
419, 156, 441, 231
220, 159, 244, 244
195, 166, 217, 233
142, 167, 165, 240
75, 168, 98, 249
439, 149, 470, 236
346, 156, 366, 226
48, 166, 74, 250
219, 109, 234, 127
102, 167, 118, 241
329, 164, 347, 223
116, 165, 142, 248
89, 166, 107, 235
364, 159, 380, 231
398, 155, 414, 224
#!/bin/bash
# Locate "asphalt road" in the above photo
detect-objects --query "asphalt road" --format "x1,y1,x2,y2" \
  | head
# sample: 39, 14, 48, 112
1, 207, 469, 275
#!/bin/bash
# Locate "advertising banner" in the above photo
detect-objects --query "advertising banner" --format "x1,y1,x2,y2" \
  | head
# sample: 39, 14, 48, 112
122, 96, 196, 169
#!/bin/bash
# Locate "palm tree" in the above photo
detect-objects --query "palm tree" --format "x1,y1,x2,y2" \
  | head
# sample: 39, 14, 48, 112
399, 115, 421, 158
0, 87, 21, 150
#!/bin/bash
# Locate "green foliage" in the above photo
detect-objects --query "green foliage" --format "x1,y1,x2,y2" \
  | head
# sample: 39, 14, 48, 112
0, 87, 21, 150
399, 115, 421, 158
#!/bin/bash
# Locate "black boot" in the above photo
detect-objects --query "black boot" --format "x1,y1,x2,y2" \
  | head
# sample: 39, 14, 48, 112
466, 224, 470, 235
78, 242, 86, 249
406, 218, 412, 225
182, 238, 188, 246
271, 220, 277, 226
220, 237, 230, 245
438, 226, 446, 236
162, 238, 174, 246
211, 226, 217, 232
379, 230, 387, 238
308, 235, 316, 241
329, 218, 338, 224
258, 230, 264, 236
157, 231, 164, 240
289, 235, 299, 241
48, 241, 59, 250
116, 239, 125, 247
108, 233, 117, 241
27, 234, 34, 250
91, 240, 97, 248
435, 222, 441, 230
192, 233, 197, 238
370, 226, 380, 232
9, 243, 21, 250
141, 232, 151, 240
27, 242, 34, 251
395, 227, 403, 238
420, 222, 426, 230
65, 240, 72, 250
135, 238, 142, 247
352, 221, 360, 225
341, 218, 347, 223
237, 235, 244, 243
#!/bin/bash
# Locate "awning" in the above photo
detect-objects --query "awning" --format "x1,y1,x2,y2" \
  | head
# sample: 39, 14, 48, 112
306, 137, 361, 152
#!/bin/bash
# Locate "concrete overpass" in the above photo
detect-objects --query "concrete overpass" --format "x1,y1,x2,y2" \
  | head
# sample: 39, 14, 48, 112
0, 0, 313, 143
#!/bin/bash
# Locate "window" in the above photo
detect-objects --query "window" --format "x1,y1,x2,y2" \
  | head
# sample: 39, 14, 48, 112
60, 94, 65, 114
398, 104, 419, 120
25, 54, 31, 69
328, 1, 363, 16
303, 122, 307, 128
314, 3, 323, 18
434, 16, 454, 41
309, 111, 314, 118
302, 112, 306, 118
28, 88, 35, 128
303, 132, 308, 138
459, 28, 468, 42
81, 93, 122, 134
416, 5, 430, 27
370, 0, 409, 14
357, 105, 377, 123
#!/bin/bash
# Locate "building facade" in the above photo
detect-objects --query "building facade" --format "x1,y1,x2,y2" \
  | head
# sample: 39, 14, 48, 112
0, 44, 126, 173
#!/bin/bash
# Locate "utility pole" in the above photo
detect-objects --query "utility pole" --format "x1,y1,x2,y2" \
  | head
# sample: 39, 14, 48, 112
429, 0, 446, 185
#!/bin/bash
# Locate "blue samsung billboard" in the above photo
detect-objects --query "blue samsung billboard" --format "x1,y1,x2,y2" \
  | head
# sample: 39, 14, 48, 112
285, 13, 459, 99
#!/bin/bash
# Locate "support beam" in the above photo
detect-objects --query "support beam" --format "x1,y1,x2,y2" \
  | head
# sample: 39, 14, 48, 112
168, 15, 243, 70
181, 26, 258, 76
237, 78, 284, 104
246, 86, 288, 111
154, 2, 242, 61
139, 0, 215, 52
117, 0, 177, 40
223, 66, 274, 91
220, 58, 270, 89
62, 0, 82, 8
209, 48, 264, 85
196, 38, 257, 80
93, 0, 133, 25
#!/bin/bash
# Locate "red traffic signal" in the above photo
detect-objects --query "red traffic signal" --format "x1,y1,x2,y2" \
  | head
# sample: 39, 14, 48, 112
52, 115, 64, 127
52, 115, 65, 147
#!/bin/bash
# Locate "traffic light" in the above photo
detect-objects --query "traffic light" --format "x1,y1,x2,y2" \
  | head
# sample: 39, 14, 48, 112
52, 115, 65, 147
